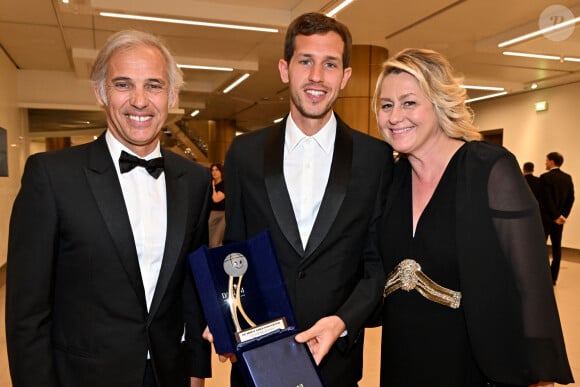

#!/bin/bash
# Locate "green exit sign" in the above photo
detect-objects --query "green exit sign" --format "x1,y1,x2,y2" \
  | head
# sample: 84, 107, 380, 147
535, 101, 548, 111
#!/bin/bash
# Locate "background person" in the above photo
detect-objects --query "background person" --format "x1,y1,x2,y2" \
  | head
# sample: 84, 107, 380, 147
373, 48, 573, 386
5, 30, 212, 387
208, 162, 226, 247
222, 12, 393, 387
540, 151, 575, 285
523, 161, 541, 202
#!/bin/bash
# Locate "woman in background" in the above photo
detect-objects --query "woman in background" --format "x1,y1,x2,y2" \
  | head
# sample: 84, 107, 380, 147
209, 162, 225, 247
373, 48, 573, 386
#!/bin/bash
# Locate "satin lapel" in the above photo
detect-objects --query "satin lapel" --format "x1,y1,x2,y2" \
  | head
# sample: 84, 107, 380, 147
84, 135, 146, 307
148, 150, 188, 319
303, 122, 352, 259
264, 122, 304, 255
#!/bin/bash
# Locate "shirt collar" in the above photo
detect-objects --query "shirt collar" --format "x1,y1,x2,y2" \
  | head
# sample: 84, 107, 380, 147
285, 112, 336, 154
105, 130, 162, 172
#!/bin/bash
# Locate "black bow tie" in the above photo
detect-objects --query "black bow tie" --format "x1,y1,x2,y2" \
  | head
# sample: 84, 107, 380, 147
119, 150, 164, 179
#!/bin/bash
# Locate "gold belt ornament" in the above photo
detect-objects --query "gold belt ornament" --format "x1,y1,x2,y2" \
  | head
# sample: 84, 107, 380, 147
383, 259, 461, 309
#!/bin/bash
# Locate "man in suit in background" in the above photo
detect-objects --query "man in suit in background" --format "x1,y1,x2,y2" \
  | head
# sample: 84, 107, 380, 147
223, 12, 393, 387
523, 161, 541, 202
6, 30, 212, 387
540, 151, 575, 285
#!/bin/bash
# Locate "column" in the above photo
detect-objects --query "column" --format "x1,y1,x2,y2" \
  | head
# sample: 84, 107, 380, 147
333, 45, 389, 140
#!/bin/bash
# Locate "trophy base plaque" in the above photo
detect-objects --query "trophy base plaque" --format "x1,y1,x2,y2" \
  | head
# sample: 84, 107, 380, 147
235, 317, 287, 344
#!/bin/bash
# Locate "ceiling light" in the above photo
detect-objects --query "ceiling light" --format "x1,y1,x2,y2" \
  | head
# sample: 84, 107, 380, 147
503, 51, 580, 63
223, 73, 250, 94
178, 64, 233, 72
273, 117, 284, 123
99, 12, 279, 33
326, 0, 355, 17
503, 51, 560, 60
498, 16, 580, 47
190, 110, 200, 117
460, 85, 505, 91
465, 91, 508, 103
530, 83, 538, 89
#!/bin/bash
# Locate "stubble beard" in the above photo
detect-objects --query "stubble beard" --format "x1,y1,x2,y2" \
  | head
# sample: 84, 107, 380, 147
291, 90, 334, 120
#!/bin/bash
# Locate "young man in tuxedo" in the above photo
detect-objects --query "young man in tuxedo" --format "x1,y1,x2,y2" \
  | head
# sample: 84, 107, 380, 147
223, 12, 393, 387
6, 30, 212, 387
540, 151, 575, 285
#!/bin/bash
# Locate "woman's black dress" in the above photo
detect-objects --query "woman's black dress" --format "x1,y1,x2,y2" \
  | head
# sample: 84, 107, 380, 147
379, 146, 488, 386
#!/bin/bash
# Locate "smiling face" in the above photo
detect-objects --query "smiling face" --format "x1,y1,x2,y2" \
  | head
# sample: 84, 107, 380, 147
94, 45, 172, 157
377, 71, 443, 156
278, 32, 352, 134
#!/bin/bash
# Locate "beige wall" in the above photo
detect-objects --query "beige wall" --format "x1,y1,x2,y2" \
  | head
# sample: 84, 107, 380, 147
472, 82, 580, 249
0, 49, 25, 266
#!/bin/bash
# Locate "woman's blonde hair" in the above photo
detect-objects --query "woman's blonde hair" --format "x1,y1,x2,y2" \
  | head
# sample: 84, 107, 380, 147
372, 48, 481, 141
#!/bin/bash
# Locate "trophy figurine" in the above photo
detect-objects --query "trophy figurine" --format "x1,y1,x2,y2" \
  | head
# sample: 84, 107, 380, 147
223, 252, 256, 332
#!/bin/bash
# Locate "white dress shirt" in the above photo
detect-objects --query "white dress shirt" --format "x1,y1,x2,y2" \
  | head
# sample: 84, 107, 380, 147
105, 131, 167, 312
283, 113, 336, 249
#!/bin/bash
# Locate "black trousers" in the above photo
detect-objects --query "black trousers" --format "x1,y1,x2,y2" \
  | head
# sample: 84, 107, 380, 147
143, 360, 156, 387
544, 221, 564, 283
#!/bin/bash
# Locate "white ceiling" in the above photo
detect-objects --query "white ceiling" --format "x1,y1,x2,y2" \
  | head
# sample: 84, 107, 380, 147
2, 0, 580, 133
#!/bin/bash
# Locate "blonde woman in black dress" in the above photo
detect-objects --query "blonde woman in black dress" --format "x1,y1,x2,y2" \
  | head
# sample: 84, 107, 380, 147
373, 48, 573, 387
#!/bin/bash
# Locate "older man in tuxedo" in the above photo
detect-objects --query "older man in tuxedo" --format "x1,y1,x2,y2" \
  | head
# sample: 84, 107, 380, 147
6, 30, 212, 387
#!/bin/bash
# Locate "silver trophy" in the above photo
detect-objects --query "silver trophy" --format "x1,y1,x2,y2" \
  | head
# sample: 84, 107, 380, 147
223, 253, 256, 332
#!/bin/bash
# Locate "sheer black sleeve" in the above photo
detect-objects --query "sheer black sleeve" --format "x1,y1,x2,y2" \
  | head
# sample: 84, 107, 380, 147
487, 152, 573, 383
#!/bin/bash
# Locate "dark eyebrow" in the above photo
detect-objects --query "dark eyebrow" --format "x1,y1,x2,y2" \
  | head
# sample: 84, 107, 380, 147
296, 53, 340, 62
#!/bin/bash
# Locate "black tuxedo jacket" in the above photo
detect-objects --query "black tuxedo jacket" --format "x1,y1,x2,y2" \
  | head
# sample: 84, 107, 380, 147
6, 134, 212, 387
224, 115, 393, 386
539, 168, 575, 224
524, 173, 541, 202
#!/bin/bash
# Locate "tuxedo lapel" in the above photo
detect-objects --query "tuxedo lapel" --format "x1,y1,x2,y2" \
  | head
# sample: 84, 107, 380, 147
264, 121, 304, 256
148, 151, 188, 318
85, 135, 147, 307
304, 120, 352, 258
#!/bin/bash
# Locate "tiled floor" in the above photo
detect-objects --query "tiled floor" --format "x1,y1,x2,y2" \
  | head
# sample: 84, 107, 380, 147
1, 259, 578, 386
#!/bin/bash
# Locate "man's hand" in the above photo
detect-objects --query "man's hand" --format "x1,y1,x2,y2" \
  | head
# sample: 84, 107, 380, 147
294, 316, 346, 365
190, 377, 205, 387
202, 326, 237, 363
